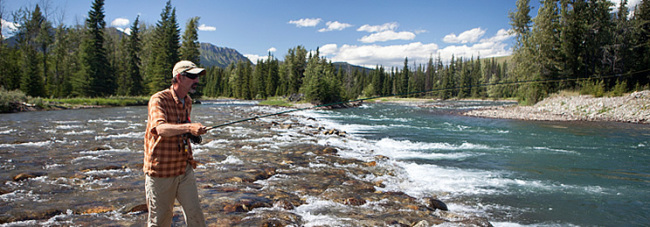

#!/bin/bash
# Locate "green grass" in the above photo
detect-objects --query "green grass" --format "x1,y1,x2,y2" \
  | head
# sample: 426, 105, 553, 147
44, 96, 149, 106
258, 97, 293, 107
1, 87, 150, 113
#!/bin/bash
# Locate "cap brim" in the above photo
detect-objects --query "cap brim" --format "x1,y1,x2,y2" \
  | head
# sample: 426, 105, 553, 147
186, 68, 205, 75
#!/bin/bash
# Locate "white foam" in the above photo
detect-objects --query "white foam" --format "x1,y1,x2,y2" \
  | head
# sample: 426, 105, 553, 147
64, 130, 95, 135
94, 132, 144, 140
56, 124, 82, 129
88, 119, 128, 125
0, 129, 15, 134
293, 197, 354, 227
531, 147, 579, 154
0, 140, 52, 148
221, 155, 244, 164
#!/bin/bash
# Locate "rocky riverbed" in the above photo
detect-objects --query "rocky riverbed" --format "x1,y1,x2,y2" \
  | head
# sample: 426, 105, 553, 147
0, 104, 492, 226
464, 90, 650, 123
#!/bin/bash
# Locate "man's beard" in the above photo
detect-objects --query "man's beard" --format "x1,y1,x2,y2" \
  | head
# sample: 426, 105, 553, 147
189, 83, 199, 94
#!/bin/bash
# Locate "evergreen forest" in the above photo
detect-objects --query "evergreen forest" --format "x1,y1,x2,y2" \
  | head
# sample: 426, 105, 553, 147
1, 0, 649, 106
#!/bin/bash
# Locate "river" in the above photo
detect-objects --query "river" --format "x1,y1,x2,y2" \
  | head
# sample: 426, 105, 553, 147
0, 101, 648, 226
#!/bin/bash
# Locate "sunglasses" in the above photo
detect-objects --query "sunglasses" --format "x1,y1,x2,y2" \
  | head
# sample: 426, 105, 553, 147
181, 72, 200, 79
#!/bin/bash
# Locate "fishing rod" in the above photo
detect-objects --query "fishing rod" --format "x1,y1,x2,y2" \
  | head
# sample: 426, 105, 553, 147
198, 68, 646, 133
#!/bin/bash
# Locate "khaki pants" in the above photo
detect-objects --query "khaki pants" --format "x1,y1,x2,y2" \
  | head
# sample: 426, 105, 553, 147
145, 164, 206, 227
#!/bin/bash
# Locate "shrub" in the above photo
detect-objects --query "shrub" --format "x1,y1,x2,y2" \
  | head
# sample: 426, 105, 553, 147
0, 87, 28, 113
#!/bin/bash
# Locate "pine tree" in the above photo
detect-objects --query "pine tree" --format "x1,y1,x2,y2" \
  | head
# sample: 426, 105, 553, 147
265, 53, 279, 97
15, 5, 48, 97
49, 24, 75, 97
79, 0, 114, 97
125, 16, 144, 96
632, 0, 650, 87
145, 0, 180, 94
180, 17, 201, 64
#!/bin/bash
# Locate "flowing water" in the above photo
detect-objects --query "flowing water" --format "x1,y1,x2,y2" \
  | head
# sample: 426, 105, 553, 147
0, 101, 648, 226
295, 102, 650, 226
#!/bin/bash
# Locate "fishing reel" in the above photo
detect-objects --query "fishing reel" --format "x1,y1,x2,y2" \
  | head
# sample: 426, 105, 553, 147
184, 133, 202, 144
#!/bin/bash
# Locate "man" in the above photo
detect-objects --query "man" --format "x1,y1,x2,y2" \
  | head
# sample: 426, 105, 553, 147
144, 60, 207, 226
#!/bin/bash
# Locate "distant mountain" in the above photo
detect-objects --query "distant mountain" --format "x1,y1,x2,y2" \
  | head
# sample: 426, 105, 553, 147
199, 42, 251, 68
333, 62, 373, 74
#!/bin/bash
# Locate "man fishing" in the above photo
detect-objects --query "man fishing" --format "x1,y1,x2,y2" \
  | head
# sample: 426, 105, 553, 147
143, 60, 207, 226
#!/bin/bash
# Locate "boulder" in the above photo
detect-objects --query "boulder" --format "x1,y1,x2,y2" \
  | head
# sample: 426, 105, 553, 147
425, 197, 448, 211
13, 172, 44, 181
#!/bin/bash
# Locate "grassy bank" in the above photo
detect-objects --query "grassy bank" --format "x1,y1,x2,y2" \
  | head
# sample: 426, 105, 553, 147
43, 96, 149, 107
1, 88, 149, 113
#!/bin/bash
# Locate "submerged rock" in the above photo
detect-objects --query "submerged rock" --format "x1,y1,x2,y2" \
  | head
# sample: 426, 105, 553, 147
13, 172, 44, 181
425, 197, 449, 211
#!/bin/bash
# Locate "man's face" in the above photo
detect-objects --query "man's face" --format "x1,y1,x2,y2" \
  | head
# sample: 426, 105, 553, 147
181, 73, 200, 93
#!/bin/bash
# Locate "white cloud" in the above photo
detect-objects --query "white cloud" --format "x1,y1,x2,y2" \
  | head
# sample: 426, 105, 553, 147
199, 24, 216, 31
110, 18, 130, 27
289, 18, 322, 27
268, 47, 277, 53
319, 44, 339, 56
357, 22, 399, 33
610, 0, 641, 18
321, 42, 439, 68
358, 30, 416, 43
1, 19, 19, 39
245, 54, 265, 63
116, 27, 132, 35
318, 21, 353, 32
443, 27, 486, 44
319, 28, 514, 68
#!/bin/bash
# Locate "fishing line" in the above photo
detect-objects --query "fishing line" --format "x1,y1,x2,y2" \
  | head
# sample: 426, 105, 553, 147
205, 68, 648, 130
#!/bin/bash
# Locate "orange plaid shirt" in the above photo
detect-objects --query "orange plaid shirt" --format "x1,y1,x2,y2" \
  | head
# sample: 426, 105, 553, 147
143, 87, 196, 177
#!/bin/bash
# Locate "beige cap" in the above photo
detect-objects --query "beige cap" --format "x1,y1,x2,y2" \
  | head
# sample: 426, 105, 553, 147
172, 60, 205, 77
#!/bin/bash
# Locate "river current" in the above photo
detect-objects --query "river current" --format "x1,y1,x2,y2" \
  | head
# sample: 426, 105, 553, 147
0, 101, 648, 226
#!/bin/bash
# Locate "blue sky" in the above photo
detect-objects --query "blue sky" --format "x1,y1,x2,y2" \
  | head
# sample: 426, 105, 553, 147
1, 0, 639, 68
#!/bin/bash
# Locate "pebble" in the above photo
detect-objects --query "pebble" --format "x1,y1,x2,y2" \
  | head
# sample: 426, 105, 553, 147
464, 90, 650, 123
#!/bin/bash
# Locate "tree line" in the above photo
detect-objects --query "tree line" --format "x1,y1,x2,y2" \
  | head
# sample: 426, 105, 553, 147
0, 0, 200, 98
1, 0, 649, 105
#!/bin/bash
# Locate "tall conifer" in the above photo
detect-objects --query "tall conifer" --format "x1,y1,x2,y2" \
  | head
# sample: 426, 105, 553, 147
79, 0, 113, 97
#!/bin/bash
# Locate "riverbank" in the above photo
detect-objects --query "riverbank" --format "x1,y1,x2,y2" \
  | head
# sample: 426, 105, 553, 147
463, 90, 650, 124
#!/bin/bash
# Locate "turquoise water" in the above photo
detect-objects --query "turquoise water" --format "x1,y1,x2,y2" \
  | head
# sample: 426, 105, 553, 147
299, 102, 650, 226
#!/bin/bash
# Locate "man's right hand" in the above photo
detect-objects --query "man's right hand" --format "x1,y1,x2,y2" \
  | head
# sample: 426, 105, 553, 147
189, 123, 207, 136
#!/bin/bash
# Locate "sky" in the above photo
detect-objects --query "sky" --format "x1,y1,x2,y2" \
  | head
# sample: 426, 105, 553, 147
1, 0, 641, 68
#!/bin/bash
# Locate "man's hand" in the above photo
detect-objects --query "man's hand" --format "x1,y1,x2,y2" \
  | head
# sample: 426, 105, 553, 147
189, 123, 207, 136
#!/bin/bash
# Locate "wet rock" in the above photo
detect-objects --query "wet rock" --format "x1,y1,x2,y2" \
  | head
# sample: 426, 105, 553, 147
374, 155, 390, 160
13, 172, 43, 181
343, 197, 367, 206
6, 209, 63, 223
323, 128, 346, 136
81, 165, 123, 172
425, 197, 448, 211
236, 210, 303, 227
227, 176, 244, 183
0, 188, 9, 195
364, 161, 377, 167
316, 147, 338, 155
273, 199, 295, 210
223, 203, 247, 213
261, 219, 284, 227
91, 147, 110, 151
412, 220, 430, 227
124, 204, 148, 214
81, 206, 114, 214
280, 123, 292, 129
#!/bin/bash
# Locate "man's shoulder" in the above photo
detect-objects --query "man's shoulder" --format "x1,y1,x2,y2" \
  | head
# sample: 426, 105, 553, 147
150, 89, 173, 100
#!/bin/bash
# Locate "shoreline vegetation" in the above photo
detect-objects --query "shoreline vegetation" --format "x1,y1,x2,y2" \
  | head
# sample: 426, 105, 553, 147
2, 88, 649, 124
